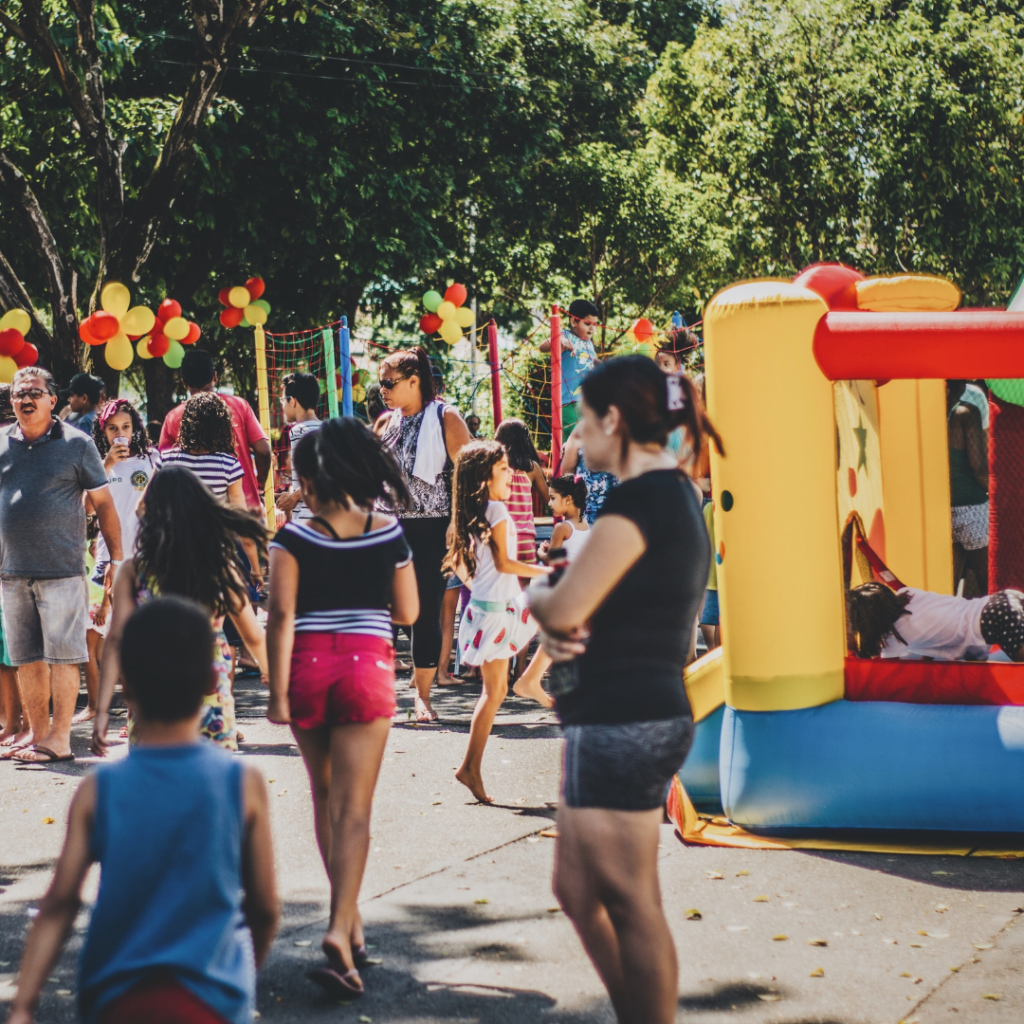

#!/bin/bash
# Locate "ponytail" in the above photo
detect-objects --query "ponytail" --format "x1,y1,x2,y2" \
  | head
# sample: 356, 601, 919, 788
293, 416, 411, 511
580, 355, 724, 471
383, 346, 436, 406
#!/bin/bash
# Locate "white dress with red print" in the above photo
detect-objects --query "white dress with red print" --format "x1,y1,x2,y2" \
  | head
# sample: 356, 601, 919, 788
459, 501, 538, 666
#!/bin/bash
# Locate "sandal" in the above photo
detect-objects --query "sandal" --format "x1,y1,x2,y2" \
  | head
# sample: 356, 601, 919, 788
13, 745, 75, 765
307, 966, 364, 997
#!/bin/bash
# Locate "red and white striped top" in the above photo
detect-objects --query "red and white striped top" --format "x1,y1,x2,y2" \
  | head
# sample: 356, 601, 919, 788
507, 469, 537, 564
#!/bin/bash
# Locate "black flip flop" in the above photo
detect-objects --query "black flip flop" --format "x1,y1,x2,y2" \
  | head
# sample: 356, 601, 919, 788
307, 966, 364, 998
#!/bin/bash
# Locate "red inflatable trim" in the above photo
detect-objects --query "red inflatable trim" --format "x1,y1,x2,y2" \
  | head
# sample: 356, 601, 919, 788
813, 311, 1024, 380
844, 656, 1024, 706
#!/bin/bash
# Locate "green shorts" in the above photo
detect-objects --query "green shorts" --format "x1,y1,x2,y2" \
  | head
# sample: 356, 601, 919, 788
561, 401, 579, 438
0, 608, 11, 668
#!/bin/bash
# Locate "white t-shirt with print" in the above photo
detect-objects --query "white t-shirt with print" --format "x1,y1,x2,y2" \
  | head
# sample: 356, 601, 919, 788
469, 501, 521, 603
96, 452, 160, 562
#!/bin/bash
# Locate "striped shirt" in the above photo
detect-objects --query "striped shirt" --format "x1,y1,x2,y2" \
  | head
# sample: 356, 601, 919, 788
287, 418, 321, 522
270, 518, 412, 639
159, 449, 244, 500
506, 468, 537, 564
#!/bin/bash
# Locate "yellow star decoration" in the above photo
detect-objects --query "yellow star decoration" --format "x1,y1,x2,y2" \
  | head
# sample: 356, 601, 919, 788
854, 415, 868, 473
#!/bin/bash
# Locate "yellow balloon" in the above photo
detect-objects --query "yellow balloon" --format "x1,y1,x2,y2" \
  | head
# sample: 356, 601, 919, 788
121, 305, 156, 336
439, 319, 462, 345
436, 300, 457, 321
352, 383, 367, 403
100, 282, 131, 318
625, 328, 637, 345
229, 286, 251, 309
105, 332, 134, 371
244, 303, 268, 325
0, 355, 17, 383
137, 337, 154, 360
454, 306, 475, 329
0, 309, 31, 334
163, 316, 190, 341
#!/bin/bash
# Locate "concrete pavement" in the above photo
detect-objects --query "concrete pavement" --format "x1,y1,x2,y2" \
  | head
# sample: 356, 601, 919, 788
1, 669, 1022, 1023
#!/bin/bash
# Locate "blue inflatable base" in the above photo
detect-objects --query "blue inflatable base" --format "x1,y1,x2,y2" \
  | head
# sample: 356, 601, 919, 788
721, 701, 1024, 833
679, 705, 724, 812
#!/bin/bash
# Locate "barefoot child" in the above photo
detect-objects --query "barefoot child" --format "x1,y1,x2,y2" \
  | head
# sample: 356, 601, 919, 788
445, 441, 550, 802
266, 418, 419, 998
514, 475, 591, 706
7, 597, 278, 1024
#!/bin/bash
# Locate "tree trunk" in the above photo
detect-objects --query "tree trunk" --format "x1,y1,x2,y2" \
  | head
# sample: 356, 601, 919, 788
142, 359, 178, 421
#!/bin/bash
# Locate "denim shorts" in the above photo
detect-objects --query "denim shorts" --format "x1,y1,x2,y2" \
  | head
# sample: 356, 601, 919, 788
700, 589, 720, 627
0, 575, 89, 665
561, 716, 694, 811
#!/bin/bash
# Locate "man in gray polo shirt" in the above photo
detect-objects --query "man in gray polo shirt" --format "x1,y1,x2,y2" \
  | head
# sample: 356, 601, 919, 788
0, 367, 122, 764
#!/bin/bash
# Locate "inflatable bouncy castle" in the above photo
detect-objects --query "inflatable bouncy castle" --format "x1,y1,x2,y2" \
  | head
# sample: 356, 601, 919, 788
677, 265, 1024, 837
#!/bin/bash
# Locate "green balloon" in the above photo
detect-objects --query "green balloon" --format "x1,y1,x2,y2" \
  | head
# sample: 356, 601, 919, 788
987, 379, 1024, 407
422, 290, 442, 313
240, 316, 251, 328
163, 339, 185, 369
253, 298, 271, 315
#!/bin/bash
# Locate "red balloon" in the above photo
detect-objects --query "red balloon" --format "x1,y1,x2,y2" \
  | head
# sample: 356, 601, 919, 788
13, 342, 38, 368
0, 328, 26, 357
419, 313, 443, 335
79, 319, 101, 346
633, 317, 655, 342
245, 277, 265, 300
147, 333, 170, 357
184, 321, 201, 345
90, 311, 119, 341
444, 283, 468, 308
158, 298, 182, 323
218, 287, 233, 307
219, 307, 244, 328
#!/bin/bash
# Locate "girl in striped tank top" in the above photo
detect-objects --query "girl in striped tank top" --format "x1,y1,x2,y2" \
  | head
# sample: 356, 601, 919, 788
266, 418, 419, 999
494, 419, 548, 570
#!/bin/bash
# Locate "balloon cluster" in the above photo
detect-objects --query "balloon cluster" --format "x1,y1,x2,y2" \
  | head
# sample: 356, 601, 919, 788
419, 283, 474, 345
79, 284, 199, 371
0, 309, 39, 383
218, 277, 270, 328
619, 317, 656, 358
137, 298, 201, 369
322, 363, 371, 404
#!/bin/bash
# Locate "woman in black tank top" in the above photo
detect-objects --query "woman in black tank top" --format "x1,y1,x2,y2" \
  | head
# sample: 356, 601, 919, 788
527, 357, 723, 1024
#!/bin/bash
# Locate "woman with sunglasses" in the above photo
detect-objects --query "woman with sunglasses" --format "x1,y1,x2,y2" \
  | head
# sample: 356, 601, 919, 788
374, 348, 470, 722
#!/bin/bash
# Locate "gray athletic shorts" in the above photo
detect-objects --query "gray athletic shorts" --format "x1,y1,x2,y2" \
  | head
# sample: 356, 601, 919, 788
0, 575, 89, 665
561, 716, 694, 811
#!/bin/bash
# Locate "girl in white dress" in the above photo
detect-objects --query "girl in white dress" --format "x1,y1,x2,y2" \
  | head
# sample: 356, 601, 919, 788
445, 441, 550, 802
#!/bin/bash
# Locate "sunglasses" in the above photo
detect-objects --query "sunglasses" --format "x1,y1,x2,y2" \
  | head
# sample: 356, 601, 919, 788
379, 374, 410, 391
12, 388, 47, 402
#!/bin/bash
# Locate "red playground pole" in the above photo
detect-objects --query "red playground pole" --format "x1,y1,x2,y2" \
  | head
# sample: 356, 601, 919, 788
487, 318, 502, 428
550, 304, 563, 476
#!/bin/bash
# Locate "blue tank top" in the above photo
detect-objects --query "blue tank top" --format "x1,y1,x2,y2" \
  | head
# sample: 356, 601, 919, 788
78, 744, 253, 1024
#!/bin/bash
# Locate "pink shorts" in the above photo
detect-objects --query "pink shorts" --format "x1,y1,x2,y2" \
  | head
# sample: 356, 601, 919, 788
289, 633, 396, 729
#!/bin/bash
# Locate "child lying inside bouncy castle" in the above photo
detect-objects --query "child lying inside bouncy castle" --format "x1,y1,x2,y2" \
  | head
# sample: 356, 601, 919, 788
847, 582, 1024, 661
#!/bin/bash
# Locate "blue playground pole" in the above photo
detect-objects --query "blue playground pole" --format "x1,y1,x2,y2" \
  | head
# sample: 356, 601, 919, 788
672, 310, 684, 330
339, 316, 353, 416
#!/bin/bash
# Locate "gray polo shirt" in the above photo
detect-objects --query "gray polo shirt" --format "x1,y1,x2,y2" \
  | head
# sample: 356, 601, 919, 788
0, 418, 108, 578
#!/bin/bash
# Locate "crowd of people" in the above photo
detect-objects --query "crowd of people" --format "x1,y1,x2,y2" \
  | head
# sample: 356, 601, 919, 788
1, 309, 725, 1024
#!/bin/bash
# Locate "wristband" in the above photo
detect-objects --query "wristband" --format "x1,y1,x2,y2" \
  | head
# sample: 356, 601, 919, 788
110, 560, 124, 566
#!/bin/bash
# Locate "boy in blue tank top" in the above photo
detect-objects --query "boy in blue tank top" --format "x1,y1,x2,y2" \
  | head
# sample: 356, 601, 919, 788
7, 597, 279, 1024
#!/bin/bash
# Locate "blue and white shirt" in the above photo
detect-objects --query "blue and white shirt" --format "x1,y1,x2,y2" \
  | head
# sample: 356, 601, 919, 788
559, 327, 597, 407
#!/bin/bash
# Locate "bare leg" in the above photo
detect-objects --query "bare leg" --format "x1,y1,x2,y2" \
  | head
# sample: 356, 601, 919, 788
321, 718, 391, 973
435, 587, 463, 686
0, 666, 27, 745
73, 631, 102, 723
699, 623, 720, 652
292, 724, 332, 871
413, 667, 437, 722
555, 805, 678, 1024
16, 662, 79, 759
455, 658, 508, 803
513, 647, 553, 707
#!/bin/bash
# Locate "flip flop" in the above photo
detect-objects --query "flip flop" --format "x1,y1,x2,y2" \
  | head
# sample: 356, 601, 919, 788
0, 744, 31, 761
307, 966, 364, 998
352, 944, 369, 968
13, 745, 75, 765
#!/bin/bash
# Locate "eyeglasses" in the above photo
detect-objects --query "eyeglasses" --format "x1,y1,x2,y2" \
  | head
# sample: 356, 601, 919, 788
379, 374, 410, 391
12, 388, 47, 402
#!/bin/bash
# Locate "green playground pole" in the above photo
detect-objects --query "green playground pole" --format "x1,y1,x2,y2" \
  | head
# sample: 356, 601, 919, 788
323, 328, 339, 418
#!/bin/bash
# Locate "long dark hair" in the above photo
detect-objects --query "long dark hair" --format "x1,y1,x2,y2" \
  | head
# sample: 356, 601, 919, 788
846, 583, 911, 658
135, 465, 267, 617
381, 346, 435, 406
494, 418, 540, 472
581, 355, 724, 468
443, 440, 506, 579
293, 416, 411, 511
177, 392, 236, 455
92, 398, 151, 458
